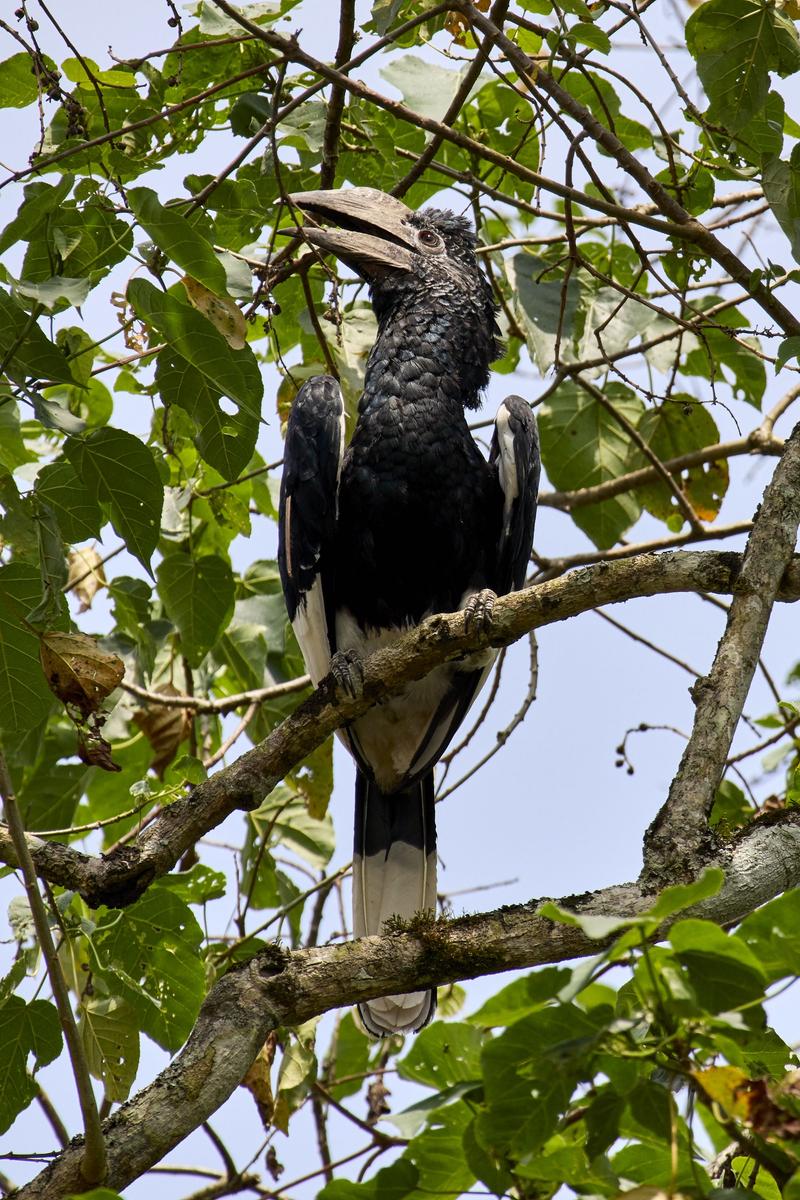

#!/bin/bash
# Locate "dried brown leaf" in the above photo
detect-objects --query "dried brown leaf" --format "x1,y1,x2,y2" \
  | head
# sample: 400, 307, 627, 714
133, 683, 192, 778
67, 546, 107, 612
242, 1034, 277, 1131
40, 631, 124, 718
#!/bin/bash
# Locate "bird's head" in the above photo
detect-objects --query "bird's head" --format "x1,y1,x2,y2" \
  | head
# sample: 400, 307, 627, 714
286, 187, 502, 388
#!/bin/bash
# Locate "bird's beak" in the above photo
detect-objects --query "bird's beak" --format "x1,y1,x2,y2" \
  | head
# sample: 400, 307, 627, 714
285, 187, 417, 280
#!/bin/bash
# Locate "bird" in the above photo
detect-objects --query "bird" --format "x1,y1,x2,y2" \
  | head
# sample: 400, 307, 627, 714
277, 187, 540, 1036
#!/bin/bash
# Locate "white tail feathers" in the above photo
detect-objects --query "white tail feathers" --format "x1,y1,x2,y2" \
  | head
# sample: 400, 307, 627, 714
353, 772, 437, 1037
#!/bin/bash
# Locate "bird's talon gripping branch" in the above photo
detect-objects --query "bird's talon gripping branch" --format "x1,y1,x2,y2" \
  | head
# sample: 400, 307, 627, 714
330, 649, 365, 700
464, 588, 498, 636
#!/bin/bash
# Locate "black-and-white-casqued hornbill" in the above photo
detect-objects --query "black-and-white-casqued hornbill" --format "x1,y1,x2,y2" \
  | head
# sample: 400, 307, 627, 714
277, 187, 540, 1036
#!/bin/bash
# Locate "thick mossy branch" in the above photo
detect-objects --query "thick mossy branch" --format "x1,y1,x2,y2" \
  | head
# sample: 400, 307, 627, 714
16, 811, 800, 1199
3, 549, 800, 908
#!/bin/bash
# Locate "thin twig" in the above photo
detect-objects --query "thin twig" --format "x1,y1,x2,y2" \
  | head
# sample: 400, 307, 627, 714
0, 753, 106, 1185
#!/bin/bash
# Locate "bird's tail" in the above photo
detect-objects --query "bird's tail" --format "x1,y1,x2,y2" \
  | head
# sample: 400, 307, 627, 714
353, 769, 437, 1037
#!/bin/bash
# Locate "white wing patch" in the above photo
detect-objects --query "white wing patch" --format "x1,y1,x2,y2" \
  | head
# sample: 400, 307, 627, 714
495, 399, 520, 543
292, 575, 332, 687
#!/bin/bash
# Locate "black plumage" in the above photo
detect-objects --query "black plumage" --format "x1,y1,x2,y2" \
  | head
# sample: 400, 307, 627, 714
278, 188, 540, 1035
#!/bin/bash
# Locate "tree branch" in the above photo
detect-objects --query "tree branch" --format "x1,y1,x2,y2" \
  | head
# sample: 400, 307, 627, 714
642, 422, 800, 885
3, 550, 800, 909
16, 810, 800, 1199
457, 0, 800, 340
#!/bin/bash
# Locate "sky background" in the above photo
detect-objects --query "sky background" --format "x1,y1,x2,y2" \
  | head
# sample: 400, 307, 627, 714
1, 1, 799, 1194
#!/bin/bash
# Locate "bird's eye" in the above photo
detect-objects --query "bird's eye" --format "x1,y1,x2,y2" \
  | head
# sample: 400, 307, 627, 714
417, 228, 442, 250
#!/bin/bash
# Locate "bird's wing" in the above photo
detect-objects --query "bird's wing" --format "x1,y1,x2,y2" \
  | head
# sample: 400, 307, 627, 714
489, 395, 540, 593
278, 376, 345, 686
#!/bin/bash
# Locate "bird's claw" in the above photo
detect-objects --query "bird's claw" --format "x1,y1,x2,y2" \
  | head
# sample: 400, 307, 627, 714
464, 589, 497, 635
330, 649, 365, 699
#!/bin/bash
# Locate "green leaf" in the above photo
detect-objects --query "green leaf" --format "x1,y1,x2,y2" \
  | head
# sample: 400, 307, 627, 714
478, 1005, 601, 1155
0, 562, 54, 733
0, 997, 63, 1134
468, 967, 571, 1027
0, 53, 58, 109
66, 428, 163, 571
319, 1159, 418, 1200
328, 1012, 370, 1101
79, 997, 140, 1103
0, 176, 74, 255
405, 1101, 476, 1197
15, 275, 91, 311
686, 0, 800, 133
505, 253, 580, 374
127, 279, 263, 420
538, 380, 644, 548
251, 785, 335, 869
0, 399, 35, 472
637, 397, 728, 525
34, 458, 104, 544
156, 864, 226, 905
128, 187, 228, 295
157, 552, 234, 667
569, 22, 611, 53
93, 886, 205, 1052
612, 1141, 706, 1190
273, 1020, 317, 1133
26, 498, 69, 628
669, 918, 767, 1011
763, 147, 800, 266
380, 55, 475, 120
398, 1022, 483, 1088
0, 288, 78, 385
739, 890, 800, 981
156, 349, 258, 481
777, 336, 800, 371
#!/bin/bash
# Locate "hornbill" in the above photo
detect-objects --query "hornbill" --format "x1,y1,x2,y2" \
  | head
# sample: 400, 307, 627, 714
277, 187, 540, 1036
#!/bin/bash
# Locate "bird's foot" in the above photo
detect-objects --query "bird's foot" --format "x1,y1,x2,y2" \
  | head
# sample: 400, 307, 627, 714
463, 588, 497, 636
330, 649, 365, 699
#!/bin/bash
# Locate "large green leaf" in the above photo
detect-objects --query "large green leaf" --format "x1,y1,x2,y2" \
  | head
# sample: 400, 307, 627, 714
79, 997, 140, 1103
0, 176, 74, 255
93, 886, 205, 1052
636, 397, 728, 526
0, 400, 35, 472
398, 1022, 483, 1088
34, 458, 104, 544
669, 919, 767, 1012
156, 552, 235, 668
739, 890, 800, 982
0, 562, 54, 734
66, 427, 163, 571
763, 146, 800, 266
686, 0, 800, 133
478, 1005, 601, 1156
156, 349, 258, 481
538, 380, 644, 548
128, 187, 228, 295
127, 278, 263, 419
505, 253, 580, 374
0, 288, 79, 386
0, 997, 62, 1134
0, 53, 58, 109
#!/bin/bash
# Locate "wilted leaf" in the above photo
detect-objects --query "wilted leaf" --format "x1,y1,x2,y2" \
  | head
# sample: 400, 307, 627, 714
39, 630, 124, 718
183, 277, 246, 348
241, 1034, 277, 1129
133, 684, 192, 778
67, 546, 107, 612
